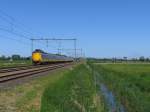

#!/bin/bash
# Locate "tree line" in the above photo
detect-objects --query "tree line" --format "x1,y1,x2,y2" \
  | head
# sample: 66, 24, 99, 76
0, 55, 30, 61
88, 56, 150, 63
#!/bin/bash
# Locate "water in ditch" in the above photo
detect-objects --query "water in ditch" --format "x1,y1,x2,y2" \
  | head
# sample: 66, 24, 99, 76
94, 71, 126, 112
100, 83, 126, 112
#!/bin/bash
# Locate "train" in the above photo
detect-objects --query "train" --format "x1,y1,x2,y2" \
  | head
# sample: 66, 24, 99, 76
32, 49, 74, 65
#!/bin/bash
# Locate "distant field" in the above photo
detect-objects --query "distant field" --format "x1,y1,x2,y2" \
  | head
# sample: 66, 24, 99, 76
93, 63, 150, 112
0, 60, 31, 68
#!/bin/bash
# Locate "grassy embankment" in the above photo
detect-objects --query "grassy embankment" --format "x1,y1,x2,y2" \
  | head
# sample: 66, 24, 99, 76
41, 64, 105, 112
93, 63, 150, 112
0, 60, 31, 68
0, 66, 72, 112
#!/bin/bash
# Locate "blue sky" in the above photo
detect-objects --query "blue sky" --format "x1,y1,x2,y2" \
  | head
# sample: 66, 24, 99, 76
0, 0, 150, 58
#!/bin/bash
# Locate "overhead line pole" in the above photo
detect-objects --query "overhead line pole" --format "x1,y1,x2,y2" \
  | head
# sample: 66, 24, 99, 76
74, 39, 77, 59
30, 39, 34, 63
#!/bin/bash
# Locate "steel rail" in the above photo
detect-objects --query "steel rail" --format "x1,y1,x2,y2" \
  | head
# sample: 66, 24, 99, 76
0, 65, 33, 73
0, 64, 56, 73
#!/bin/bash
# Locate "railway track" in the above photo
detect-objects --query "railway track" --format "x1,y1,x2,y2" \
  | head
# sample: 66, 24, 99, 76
0, 65, 36, 73
0, 63, 72, 83
0, 64, 59, 73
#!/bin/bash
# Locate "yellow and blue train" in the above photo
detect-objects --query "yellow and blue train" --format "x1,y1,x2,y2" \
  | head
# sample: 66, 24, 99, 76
32, 49, 73, 65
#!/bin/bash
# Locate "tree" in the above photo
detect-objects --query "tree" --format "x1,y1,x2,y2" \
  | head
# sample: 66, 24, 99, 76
123, 57, 128, 62
0, 55, 6, 60
145, 58, 150, 62
139, 56, 145, 62
12, 55, 21, 60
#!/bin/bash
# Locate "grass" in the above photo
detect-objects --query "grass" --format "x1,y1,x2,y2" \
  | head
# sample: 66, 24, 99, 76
0, 60, 32, 68
0, 66, 72, 112
40, 64, 105, 112
0, 63, 106, 112
92, 63, 150, 112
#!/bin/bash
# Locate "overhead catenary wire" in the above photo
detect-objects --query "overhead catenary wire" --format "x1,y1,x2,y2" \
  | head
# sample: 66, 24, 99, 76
31, 38, 77, 58
0, 27, 48, 51
0, 34, 31, 46
0, 9, 36, 39
0, 9, 35, 33
0, 9, 49, 52
0, 27, 31, 40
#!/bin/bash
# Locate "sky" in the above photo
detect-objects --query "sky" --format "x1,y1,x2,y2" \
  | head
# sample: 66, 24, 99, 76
0, 0, 150, 58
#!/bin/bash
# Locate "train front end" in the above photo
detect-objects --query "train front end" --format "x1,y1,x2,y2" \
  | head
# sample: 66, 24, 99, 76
32, 51, 42, 65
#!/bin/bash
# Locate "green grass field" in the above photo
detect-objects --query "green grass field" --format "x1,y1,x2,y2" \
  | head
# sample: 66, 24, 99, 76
40, 64, 104, 112
93, 63, 150, 112
2, 61, 149, 112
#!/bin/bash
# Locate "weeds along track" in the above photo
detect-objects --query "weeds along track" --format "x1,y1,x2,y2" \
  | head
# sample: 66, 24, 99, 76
0, 63, 72, 83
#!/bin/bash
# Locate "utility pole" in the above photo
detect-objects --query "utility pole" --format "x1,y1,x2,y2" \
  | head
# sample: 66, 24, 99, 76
46, 39, 48, 47
58, 41, 61, 55
74, 39, 77, 59
30, 39, 34, 62
31, 39, 33, 53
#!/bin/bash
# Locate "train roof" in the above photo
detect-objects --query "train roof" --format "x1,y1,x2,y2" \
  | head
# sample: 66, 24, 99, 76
33, 49, 69, 57
33, 49, 46, 53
